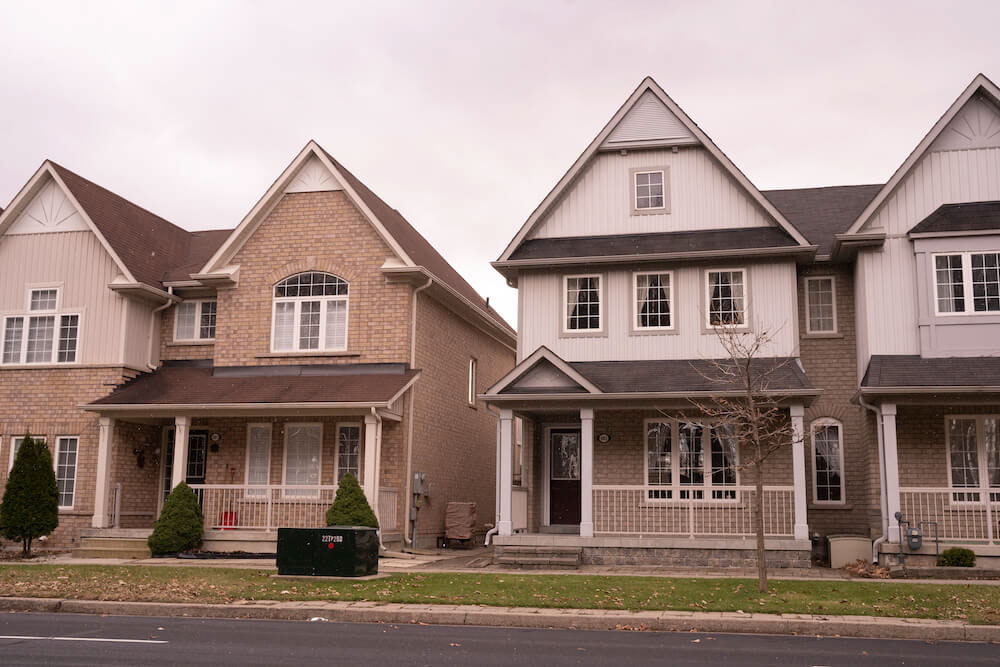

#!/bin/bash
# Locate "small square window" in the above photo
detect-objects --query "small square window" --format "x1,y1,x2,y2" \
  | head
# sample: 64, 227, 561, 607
634, 170, 665, 210
175, 300, 217, 341
30, 289, 58, 312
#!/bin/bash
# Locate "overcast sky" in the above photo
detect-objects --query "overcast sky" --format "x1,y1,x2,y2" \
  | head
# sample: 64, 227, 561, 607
2, 1, 999, 325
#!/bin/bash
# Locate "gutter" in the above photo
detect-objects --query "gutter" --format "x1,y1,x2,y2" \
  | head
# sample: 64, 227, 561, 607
492, 245, 816, 272
858, 394, 888, 563
860, 385, 1000, 396
403, 277, 433, 549
482, 388, 822, 402
147, 287, 175, 371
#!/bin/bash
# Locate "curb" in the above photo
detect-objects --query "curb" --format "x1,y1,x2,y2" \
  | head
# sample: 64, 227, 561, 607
1, 597, 997, 641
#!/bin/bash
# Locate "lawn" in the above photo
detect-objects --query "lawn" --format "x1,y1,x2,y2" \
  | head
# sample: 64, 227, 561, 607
1, 565, 999, 624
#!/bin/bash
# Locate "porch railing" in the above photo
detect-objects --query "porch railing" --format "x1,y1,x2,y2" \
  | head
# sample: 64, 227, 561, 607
899, 487, 1000, 545
592, 485, 795, 538
189, 484, 338, 531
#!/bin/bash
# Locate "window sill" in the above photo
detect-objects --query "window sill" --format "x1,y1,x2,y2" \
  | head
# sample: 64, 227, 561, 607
802, 332, 843, 340
0, 362, 80, 369
255, 351, 360, 359
167, 340, 215, 347
559, 330, 608, 339
809, 502, 852, 510
629, 328, 680, 337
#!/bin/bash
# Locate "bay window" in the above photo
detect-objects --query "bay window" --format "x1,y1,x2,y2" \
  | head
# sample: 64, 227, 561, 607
934, 252, 1000, 314
272, 272, 349, 352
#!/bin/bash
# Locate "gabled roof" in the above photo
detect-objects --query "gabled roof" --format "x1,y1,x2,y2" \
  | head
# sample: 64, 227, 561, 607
908, 200, 1000, 236
763, 184, 883, 258
485, 346, 603, 396
496, 77, 812, 264
842, 73, 1000, 238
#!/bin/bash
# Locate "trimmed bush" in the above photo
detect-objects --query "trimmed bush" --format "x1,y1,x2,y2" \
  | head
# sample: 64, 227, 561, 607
326, 474, 379, 529
0, 434, 59, 556
937, 547, 976, 567
148, 482, 204, 555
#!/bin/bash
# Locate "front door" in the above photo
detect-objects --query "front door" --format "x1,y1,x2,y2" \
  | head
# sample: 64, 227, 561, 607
549, 428, 581, 525
162, 429, 209, 506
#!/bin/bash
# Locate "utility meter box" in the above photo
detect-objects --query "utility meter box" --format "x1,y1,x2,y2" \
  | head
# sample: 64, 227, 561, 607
906, 527, 923, 551
276, 527, 378, 577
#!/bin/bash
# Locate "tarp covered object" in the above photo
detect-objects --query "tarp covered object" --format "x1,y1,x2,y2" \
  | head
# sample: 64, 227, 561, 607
445, 502, 477, 540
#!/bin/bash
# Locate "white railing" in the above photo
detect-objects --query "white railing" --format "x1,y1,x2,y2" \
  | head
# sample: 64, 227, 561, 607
189, 484, 338, 531
378, 488, 399, 531
899, 487, 1000, 544
592, 485, 795, 538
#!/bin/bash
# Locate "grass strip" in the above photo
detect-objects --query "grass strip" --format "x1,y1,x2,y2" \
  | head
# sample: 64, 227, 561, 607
2, 565, 998, 624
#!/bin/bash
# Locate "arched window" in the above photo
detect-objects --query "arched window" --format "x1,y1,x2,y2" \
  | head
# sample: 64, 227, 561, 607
271, 272, 349, 352
810, 418, 845, 504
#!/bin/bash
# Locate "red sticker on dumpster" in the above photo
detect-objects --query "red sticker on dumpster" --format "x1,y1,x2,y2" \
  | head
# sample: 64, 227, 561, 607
328, 543, 335, 549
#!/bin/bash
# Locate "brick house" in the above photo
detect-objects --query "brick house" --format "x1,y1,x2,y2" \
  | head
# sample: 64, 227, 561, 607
484, 74, 1000, 568
0, 141, 515, 554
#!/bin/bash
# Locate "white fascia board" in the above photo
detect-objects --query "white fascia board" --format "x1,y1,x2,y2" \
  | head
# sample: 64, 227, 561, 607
843, 74, 1000, 237
108, 282, 180, 304
492, 245, 816, 271
859, 385, 1000, 396
81, 400, 397, 414
483, 388, 822, 402
496, 77, 811, 262
483, 345, 602, 395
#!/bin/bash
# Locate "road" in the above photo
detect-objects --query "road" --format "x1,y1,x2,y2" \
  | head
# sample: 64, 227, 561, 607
0, 612, 995, 666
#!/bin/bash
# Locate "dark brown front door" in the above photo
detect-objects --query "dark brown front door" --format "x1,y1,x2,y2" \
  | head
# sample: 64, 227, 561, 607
549, 428, 581, 525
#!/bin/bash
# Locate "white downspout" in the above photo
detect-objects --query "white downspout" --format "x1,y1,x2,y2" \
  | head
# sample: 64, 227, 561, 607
403, 277, 433, 548
484, 405, 501, 547
147, 287, 175, 371
859, 395, 888, 563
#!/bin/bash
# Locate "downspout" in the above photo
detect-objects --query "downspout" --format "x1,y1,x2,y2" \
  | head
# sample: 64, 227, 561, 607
859, 394, 888, 563
371, 407, 385, 551
147, 287, 175, 371
403, 276, 433, 549
483, 404, 501, 547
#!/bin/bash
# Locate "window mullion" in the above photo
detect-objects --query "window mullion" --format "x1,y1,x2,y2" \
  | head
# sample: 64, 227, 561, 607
319, 298, 329, 351
964, 253, 975, 313
293, 300, 302, 351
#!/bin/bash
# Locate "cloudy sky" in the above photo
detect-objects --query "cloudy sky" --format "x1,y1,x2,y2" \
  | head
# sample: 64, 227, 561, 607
1, 1, 998, 324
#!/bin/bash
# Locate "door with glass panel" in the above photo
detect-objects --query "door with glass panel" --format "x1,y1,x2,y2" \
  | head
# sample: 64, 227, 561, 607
549, 428, 581, 525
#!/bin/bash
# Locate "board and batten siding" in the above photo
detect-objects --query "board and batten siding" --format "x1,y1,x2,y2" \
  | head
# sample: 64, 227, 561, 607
518, 262, 799, 363
0, 230, 129, 366
123, 298, 156, 370
528, 147, 775, 239
855, 146, 1000, 375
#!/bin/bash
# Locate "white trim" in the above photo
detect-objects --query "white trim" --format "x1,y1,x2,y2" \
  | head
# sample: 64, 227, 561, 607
562, 273, 604, 334
944, 414, 1000, 503
282, 422, 323, 498
642, 418, 740, 503
173, 299, 217, 342
931, 251, 1000, 316
483, 345, 603, 396
467, 357, 478, 406
704, 267, 749, 329
244, 423, 272, 497
804, 276, 838, 334
270, 272, 349, 353
810, 418, 846, 505
25, 284, 62, 312
2, 307, 82, 366
54, 435, 79, 510
334, 422, 362, 482
632, 168, 667, 213
632, 270, 675, 331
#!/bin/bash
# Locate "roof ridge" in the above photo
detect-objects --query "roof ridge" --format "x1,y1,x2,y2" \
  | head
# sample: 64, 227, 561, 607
762, 183, 884, 194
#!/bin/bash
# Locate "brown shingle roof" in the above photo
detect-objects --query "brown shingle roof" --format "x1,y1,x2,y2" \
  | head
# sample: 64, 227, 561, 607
569, 358, 815, 394
909, 200, 1000, 235
163, 229, 232, 282
88, 361, 420, 406
762, 184, 883, 257
862, 355, 1000, 389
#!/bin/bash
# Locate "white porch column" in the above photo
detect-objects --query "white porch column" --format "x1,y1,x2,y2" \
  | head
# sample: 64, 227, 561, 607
498, 409, 514, 536
91, 416, 115, 528
363, 413, 379, 509
371, 415, 383, 521
580, 408, 594, 538
881, 403, 902, 542
790, 404, 809, 541
171, 416, 191, 489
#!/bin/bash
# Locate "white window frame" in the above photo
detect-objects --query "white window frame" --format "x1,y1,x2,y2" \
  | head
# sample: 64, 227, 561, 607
54, 436, 79, 509
2, 286, 81, 365
513, 416, 524, 487
270, 273, 350, 353
282, 422, 323, 497
705, 268, 748, 329
945, 415, 1000, 504
174, 299, 217, 342
810, 418, 845, 505
244, 423, 272, 497
335, 422, 362, 483
562, 274, 603, 333
633, 169, 666, 212
643, 418, 740, 503
468, 358, 478, 406
932, 251, 1000, 316
633, 271, 675, 331
804, 276, 837, 334
8, 435, 46, 472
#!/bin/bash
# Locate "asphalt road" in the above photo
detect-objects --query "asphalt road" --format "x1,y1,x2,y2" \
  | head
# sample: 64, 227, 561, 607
0, 612, 996, 666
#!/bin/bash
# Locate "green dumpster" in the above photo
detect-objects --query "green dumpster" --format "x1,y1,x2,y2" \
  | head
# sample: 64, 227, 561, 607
276, 527, 378, 577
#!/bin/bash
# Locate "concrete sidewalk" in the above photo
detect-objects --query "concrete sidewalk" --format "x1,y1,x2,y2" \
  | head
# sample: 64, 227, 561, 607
1, 595, 996, 642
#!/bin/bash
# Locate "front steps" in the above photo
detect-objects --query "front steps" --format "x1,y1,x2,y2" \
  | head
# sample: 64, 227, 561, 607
494, 545, 582, 570
74, 529, 152, 559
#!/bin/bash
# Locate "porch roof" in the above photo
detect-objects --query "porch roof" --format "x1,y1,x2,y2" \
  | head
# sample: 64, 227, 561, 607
861, 355, 1000, 395
908, 200, 1000, 236
84, 360, 420, 412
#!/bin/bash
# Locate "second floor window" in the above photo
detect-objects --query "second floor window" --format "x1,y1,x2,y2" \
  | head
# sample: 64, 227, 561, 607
634, 170, 665, 210
707, 269, 746, 327
272, 272, 349, 352
2, 288, 79, 365
634, 272, 673, 329
565, 275, 601, 331
805, 277, 836, 333
935, 252, 1000, 314
174, 300, 217, 341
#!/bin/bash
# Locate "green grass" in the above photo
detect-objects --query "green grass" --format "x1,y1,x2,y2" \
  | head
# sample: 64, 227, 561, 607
2, 565, 999, 624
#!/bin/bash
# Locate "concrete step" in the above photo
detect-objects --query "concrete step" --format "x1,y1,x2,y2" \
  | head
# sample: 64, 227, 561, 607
72, 546, 151, 560
499, 545, 583, 556
79, 528, 151, 539
495, 555, 581, 570
73, 536, 151, 559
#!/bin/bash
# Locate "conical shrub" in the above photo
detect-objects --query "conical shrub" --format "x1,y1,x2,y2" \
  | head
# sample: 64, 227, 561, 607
148, 482, 204, 554
325, 473, 379, 528
0, 434, 58, 555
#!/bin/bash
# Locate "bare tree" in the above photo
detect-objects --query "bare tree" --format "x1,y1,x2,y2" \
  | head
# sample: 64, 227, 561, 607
685, 324, 797, 593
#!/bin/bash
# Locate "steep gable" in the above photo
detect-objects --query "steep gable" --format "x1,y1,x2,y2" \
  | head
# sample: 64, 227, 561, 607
602, 90, 696, 148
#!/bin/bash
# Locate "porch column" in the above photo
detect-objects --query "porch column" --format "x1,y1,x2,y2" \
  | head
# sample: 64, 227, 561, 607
580, 408, 594, 538
790, 404, 808, 541
91, 416, 115, 528
881, 403, 902, 542
363, 413, 379, 509
497, 409, 513, 536
171, 416, 191, 489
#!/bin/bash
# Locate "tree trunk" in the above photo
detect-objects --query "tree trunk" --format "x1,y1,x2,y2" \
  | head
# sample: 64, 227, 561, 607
22, 537, 31, 557
754, 463, 767, 593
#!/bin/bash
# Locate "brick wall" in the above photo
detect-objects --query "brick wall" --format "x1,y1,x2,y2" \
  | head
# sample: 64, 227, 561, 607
158, 306, 215, 361
797, 264, 873, 539
211, 190, 412, 367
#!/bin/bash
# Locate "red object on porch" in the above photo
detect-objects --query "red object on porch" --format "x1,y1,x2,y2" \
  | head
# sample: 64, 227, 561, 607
219, 511, 237, 529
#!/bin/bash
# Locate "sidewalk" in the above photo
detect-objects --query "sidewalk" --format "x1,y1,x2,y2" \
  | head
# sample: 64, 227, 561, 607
1, 595, 996, 642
